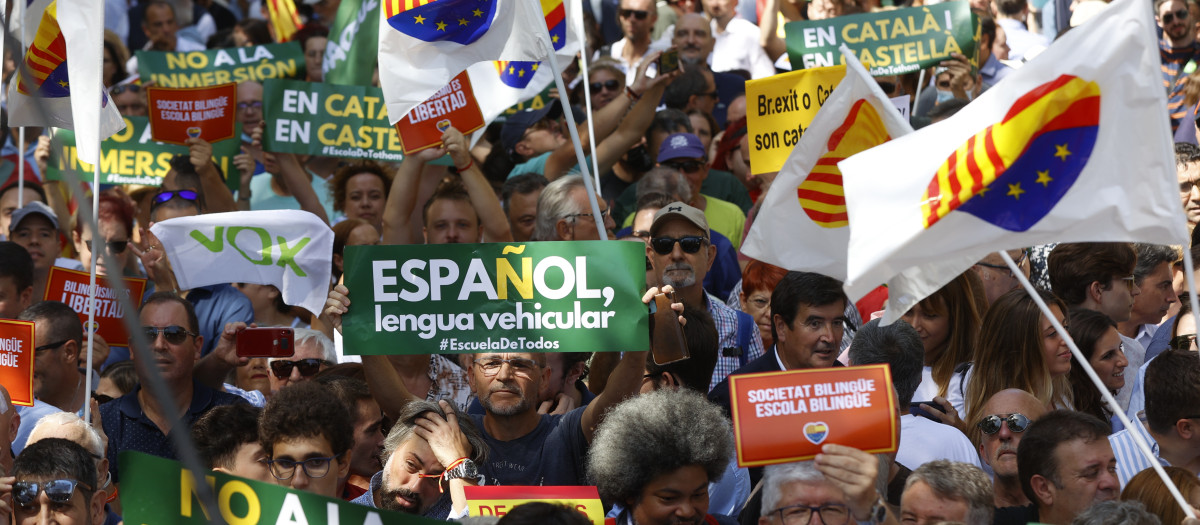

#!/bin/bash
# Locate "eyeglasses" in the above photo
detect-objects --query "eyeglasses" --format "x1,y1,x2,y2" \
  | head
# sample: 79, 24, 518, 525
13, 479, 93, 508
143, 325, 198, 345
108, 84, 141, 95
663, 160, 705, 173
270, 358, 329, 379
34, 339, 70, 353
650, 235, 708, 255
83, 239, 129, 254
266, 453, 343, 480
1171, 333, 1198, 350
1163, 8, 1189, 23
237, 100, 263, 110
152, 189, 199, 205
770, 503, 850, 525
977, 413, 1032, 435
618, 8, 649, 19
473, 357, 539, 377
589, 79, 621, 93
1119, 275, 1137, 291
565, 208, 611, 222
631, 229, 651, 239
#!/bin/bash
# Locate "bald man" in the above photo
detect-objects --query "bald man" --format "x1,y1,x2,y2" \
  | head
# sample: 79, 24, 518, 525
975, 389, 1047, 507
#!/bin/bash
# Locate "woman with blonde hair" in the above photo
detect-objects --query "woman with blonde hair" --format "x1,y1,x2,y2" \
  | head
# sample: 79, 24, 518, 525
901, 270, 987, 401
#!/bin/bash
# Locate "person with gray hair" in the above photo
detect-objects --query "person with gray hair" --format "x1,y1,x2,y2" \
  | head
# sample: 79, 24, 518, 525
636, 167, 693, 204
352, 399, 487, 520
267, 327, 337, 394
531, 175, 615, 241
27, 411, 122, 524
588, 388, 736, 525
1120, 244, 1179, 353
899, 460, 993, 525
848, 319, 981, 472
1069, 501, 1160, 525
758, 451, 896, 525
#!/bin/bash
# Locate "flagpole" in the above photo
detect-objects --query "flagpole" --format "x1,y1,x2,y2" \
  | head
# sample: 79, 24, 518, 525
1179, 243, 1200, 366
911, 69, 926, 119
539, 2, 609, 240
16, 10, 24, 209
572, 2, 602, 191
998, 250, 1197, 519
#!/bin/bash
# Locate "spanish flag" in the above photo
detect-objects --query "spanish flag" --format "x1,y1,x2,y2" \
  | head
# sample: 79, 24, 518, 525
265, 0, 304, 42
839, 0, 1187, 319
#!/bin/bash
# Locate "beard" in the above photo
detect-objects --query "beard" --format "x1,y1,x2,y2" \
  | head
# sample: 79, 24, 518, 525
378, 487, 424, 514
661, 262, 697, 289
480, 380, 532, 416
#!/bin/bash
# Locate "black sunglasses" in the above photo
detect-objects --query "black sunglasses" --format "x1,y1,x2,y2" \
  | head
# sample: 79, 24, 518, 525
34, 339, 70, 353
977, 413, 1031, 435
1171, 333, 1197, 350
664, 160, 705, 173
650, 235, 707, 255
84, 239, 129, 254
143, 325, 198, 345
13, 479, 93, 507
619, 8, 649, 19
589, 79, 621, 93
270, 358, 328, 379
1163, 8, 1189, 23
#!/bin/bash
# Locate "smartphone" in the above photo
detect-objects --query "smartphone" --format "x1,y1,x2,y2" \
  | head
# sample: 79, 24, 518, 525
909, 400, 950, 423
236, 327, 295, 358
658, 47, 680, 76
649, 292, 689, 365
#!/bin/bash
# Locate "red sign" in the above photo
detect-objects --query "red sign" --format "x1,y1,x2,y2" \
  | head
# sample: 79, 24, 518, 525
147, 83, 238, 145
396, 71, 485, 155
465, 486, 604, 525
44, 267, 148, 347
0, 320, 35, 407
729, 364, 898, 467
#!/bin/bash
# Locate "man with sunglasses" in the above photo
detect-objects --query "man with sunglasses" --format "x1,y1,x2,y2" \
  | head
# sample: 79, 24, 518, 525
605, 0, 665, 80
11, 438, 107, 525
110, 83, 147, 117
973, 389, 1046, 507
100, 292, 245, 485
1109, 349, 1200, 489
267, 329, 337, 394
17, 301, 99, 417
1158, 0, 1200, 132
1048, 243, 1143, 410
656, 133, 746, 249
260, 380, 353, 498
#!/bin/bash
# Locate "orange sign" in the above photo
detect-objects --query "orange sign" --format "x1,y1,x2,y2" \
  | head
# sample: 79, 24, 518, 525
44, 267, 148, 347
465, 486, 604, 525
0, 320, 35, 406
147, 82, 238, 145
729, 364, 898, 467
396, 71, 485, 155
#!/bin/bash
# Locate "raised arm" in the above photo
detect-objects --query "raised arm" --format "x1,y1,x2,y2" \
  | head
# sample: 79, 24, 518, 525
590, 53, 681, 176
760, 0, 788, 61
187, 137, 237, 213
445, 127, 512, 243
381, 146, 445, 245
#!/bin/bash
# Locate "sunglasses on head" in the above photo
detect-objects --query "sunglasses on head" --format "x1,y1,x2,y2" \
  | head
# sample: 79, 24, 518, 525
153, 189, 199, 205
143, 325, 197, 345
270, 358, 328, 379
650, 235, 707, 255
664, 160, 705, 173
84, 239, 128, 254
13, 479, 92, 507
1171, 333, 1198, 350
977, 413, 1031, 435
109, 84, 141, 96
589, 79, 621, 93
619, 8, 649, 19
1163, 8, 1189, 23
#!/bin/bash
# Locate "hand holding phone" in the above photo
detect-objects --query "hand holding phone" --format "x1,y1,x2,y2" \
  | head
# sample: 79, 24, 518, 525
658, 47, 680, 76
649, 291, 689, 365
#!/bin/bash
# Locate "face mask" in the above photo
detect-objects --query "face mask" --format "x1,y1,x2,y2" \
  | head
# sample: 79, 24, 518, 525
936, 89, 956, 104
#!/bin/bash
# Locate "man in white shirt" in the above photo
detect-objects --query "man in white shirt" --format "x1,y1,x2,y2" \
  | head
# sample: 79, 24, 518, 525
605, 0, 668, 83
701, 0, 774, 78
126, 0, 206, 76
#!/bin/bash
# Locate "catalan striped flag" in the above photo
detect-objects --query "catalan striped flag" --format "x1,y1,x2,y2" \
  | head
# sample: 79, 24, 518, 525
265, 0, 304, 42
840, 0, 1187, 321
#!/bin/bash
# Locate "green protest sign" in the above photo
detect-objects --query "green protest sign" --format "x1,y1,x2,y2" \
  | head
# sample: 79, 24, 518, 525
46, 116, 241, 190
341, 241, 650, 355
262, 78, 404, 162
324, 0, 380, 85
499, 83, 555, 122
119, 451, 449, 525
137, 42, 305, 88
785, 1, 978, 76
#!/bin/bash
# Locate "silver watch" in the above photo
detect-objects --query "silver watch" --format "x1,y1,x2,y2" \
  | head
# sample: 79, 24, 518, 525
446, 459, 480, 481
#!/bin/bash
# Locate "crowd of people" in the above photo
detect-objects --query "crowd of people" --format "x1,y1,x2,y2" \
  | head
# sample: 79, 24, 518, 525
0, 0, 1197, 522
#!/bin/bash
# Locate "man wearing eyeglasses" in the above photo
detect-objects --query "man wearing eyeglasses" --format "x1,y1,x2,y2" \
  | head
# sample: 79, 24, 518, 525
100, 292, 245, 486
111, 83, 148, 117
267, 329, 337, 394
972, 389, 1046, 507
11, 438, 107, 525
1158, 0, 1200, 132
757, 453, 897, 525
656, 133, 746, 249
260, 380, 354, 498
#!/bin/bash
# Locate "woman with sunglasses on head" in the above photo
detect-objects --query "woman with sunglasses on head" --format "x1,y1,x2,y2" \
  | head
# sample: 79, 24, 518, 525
1067, 309, 1128, 429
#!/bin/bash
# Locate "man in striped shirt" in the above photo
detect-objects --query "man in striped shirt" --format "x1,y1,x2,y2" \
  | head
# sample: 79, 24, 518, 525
1108, 349, 1200, 487
1157, 0, 1200, 131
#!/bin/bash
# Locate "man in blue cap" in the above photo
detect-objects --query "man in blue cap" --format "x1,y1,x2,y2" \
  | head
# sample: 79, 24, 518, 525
656, 132, 746, 248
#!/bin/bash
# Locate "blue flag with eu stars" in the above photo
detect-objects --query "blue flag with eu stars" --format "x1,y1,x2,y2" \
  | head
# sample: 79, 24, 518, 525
385, 0, 499, 45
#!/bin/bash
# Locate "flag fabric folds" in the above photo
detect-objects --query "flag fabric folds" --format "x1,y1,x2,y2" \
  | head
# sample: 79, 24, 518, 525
839, 0, 1188, 318
379, 0, 550, 125
742, 52, 911, 281
265, 0, 304, 42
8, 0, 124, 165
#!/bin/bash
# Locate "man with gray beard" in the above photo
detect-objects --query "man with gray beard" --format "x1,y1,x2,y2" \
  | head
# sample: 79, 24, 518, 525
645, 202, 763, 390
972, 389, 1047, 507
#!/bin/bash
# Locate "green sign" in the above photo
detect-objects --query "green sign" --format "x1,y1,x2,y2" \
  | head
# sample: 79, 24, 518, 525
324, 0, 380, 85
46, 116, 242, 189
137, 42, 305, 88
119, 451, 449, 525
499, 84, 555, 123
341, 241, 650, 355
785, 1, 978, 76
262, 78, 404, 162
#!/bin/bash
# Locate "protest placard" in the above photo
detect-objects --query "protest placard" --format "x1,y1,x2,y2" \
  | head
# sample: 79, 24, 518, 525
466, 486, 604, 525
341, 241, 649, 355
396, 72, 486, 154
745, 66, 845, 174
729, 364, 898, 467
785, 1, 978, 76
46, 117, 242, 188
136, 42, 305, 88
324, 0, 381, 85
119, 451, 448, 525
147, 83, 238, 146
0, 320, 34, 407
262, 79, 405, 161
44, 267, 147, 347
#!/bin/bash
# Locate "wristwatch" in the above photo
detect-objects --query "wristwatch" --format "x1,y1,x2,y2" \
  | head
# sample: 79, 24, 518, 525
445, 459, 480, 481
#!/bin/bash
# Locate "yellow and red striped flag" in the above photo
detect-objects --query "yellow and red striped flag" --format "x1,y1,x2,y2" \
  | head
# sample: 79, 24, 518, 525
265, 0, 303, 42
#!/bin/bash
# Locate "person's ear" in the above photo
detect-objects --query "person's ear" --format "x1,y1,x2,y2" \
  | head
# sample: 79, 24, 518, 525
1087, 281, 1105, 304
337, 452, 352, 479
1029, 474, 1055, 506
705, 242, 716, 269
63, 340, 80, 366
514, 141, 535, 159
91, 487, 108, 525
18, 286, 32, 311
556, 219, 573, 241
193, 335, 204, 361
773, 313, 788, 344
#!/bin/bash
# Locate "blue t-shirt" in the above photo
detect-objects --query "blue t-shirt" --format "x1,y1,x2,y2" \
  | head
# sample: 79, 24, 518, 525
469, 407, 590, 486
